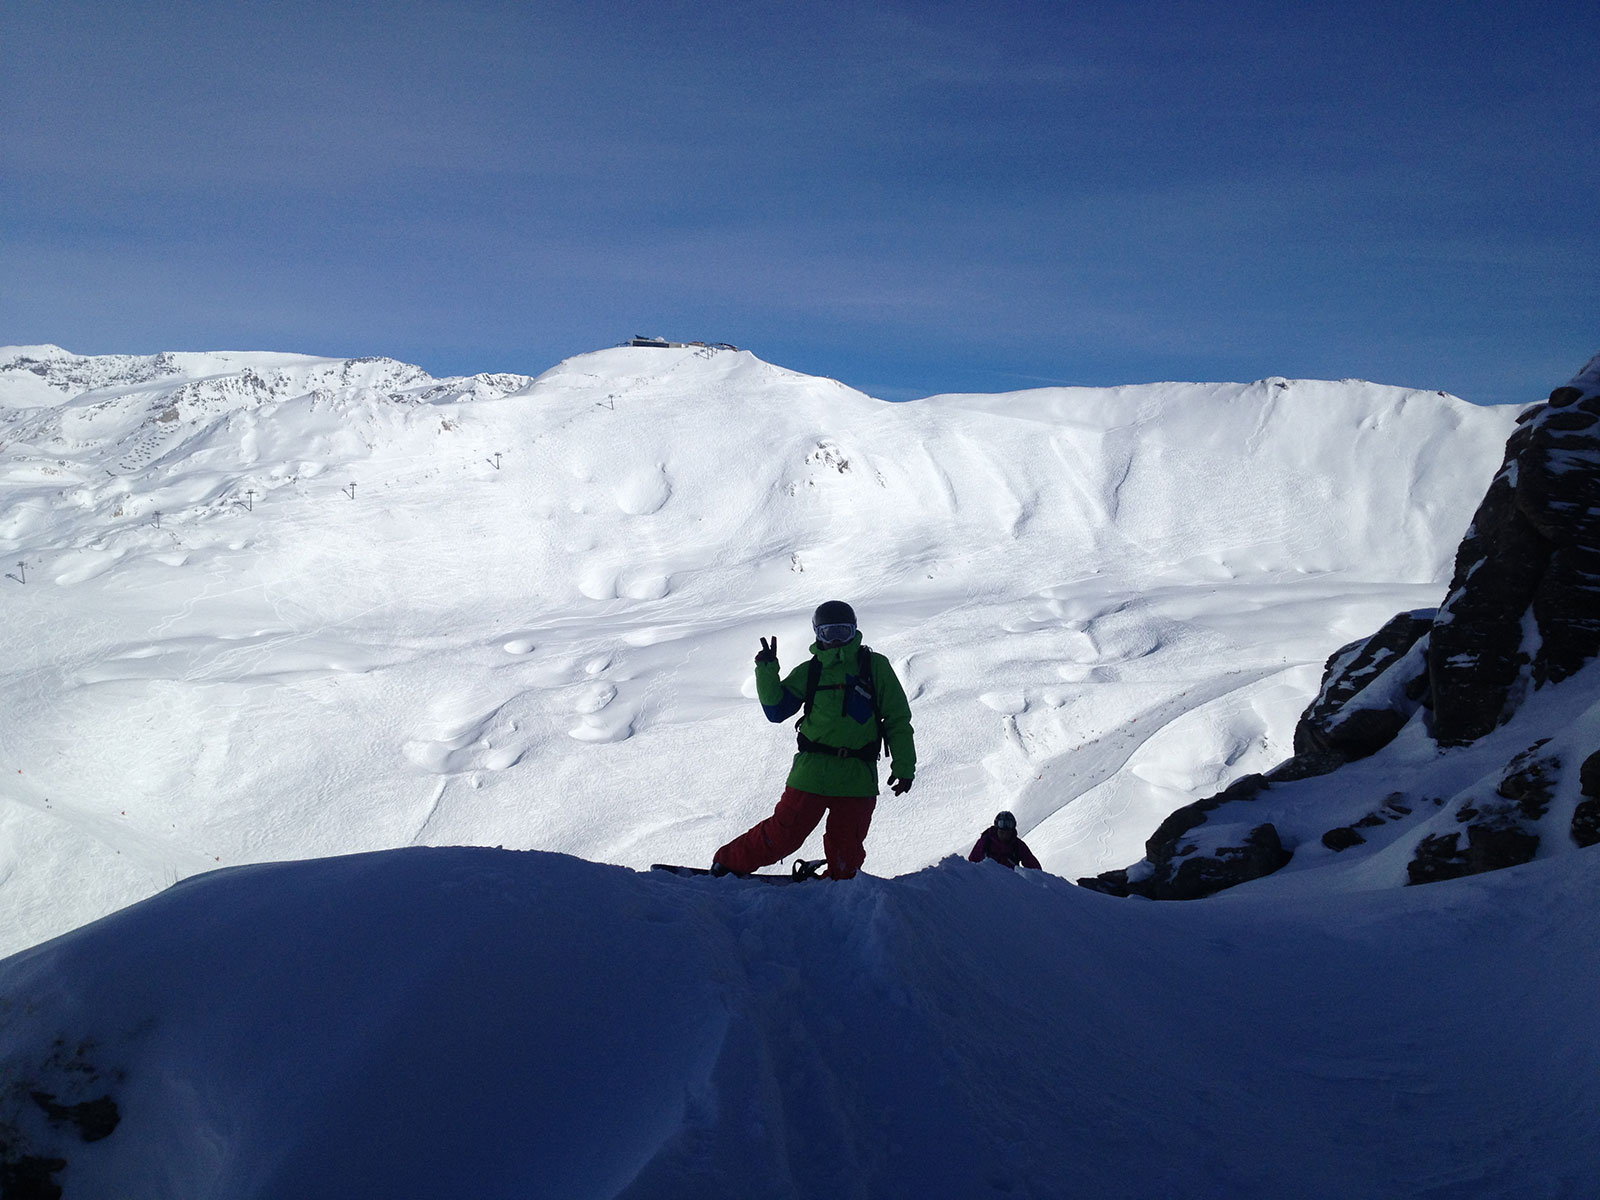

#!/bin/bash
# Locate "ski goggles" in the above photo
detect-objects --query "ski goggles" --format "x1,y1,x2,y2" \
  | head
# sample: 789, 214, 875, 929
814, 622, 857, 646
995, 813, 1018, 831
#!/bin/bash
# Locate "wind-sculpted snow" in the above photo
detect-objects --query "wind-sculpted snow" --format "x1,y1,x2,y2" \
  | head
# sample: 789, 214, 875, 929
1, 847, 1596, 1198
0, 344, 1525, 953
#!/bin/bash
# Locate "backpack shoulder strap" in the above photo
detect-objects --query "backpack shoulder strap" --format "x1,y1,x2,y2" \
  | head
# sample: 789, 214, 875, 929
858, 645, 880, 722
801, 656, 823, 721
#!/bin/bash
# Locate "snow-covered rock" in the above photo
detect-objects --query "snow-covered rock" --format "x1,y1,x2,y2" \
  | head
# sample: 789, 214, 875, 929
1433, 350, 1600, 739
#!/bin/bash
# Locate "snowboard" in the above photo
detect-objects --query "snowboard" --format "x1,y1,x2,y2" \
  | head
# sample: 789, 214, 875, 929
651, 858, 827, 883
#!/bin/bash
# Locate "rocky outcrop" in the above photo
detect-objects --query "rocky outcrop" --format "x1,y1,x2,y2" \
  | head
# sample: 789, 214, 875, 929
1431, 360, 1600, 743
1574, 749, 1600, 849
1424, 413, 1546, 744
1082, 353, 1600, 899
1078, 770, 1297, 900
1294, 610, 1433, 760
1404, 740, 1557, 884
29, 1092, 121, 1143
1078, 817, 1293, 903
1321, 793, 1414, 852
0, 1153, 68, 1200
0, 1039, 122, 1200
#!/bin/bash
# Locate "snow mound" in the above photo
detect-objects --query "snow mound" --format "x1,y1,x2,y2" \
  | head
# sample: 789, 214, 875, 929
1, 846, 1595, 1197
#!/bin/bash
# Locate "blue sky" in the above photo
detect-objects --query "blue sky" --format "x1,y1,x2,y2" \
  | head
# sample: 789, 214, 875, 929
4, 0, 1595, 404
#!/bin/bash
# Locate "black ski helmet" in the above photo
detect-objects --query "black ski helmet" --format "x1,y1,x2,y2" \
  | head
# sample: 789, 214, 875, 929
994, 810, 1018, 832
812, 600, 857, 647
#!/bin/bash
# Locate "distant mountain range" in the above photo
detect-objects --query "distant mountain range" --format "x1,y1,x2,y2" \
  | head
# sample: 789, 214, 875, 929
0, 343, 1528, 954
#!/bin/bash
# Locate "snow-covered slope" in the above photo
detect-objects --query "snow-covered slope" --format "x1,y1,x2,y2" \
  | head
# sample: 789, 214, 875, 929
2, 844, 1595, 1198
0, 344, 1524, 955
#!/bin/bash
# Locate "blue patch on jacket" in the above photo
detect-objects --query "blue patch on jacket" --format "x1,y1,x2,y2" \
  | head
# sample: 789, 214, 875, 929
764, 688, 803, 723
844, 675, 876, 724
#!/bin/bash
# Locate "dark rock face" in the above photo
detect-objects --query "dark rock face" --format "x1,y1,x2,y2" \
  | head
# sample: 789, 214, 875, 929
1401, 739, 1561, 889
1080, 815, 1291, 901
1, 1042, 123, 1200
1163, 824, 1292, 901
1570, 803, 1600, 848
1406, 823, 1541, 885
1428, 433, 1546, 745
1079, 773, 1292, 900
1574, 749, 1600, 849
1143, 772, 1268, 854
1581, 748, 1600, 796
1321, 825, 1366, 851
1493, 739, 1558, 820
1431, 364, 1600, 744
1408, 832, 1470, 885
1404, 741, 1558, 885
1076, 868, 1130, 896
0, 1155, 68, 1200
29, 1092, 121, 1143
1295, 611, 1433, 760
1525, 396, 1600, 685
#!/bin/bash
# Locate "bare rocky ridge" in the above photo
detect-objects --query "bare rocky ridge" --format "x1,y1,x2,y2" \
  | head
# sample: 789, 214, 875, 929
1082, 351, 1600, 899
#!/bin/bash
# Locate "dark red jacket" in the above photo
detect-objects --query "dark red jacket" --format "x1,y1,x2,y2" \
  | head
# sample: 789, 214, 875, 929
969, 828, 1041, 870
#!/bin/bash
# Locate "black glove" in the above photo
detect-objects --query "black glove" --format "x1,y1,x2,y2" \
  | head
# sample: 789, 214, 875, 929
755, 636, 778, 666
889, 776, 913, 796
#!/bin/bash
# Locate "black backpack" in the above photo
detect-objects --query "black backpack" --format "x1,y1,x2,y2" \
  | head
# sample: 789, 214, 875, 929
796, 645, 882, 761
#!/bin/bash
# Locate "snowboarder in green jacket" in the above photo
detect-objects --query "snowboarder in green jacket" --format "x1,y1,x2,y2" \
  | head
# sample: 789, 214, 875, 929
713, 601, 916, 880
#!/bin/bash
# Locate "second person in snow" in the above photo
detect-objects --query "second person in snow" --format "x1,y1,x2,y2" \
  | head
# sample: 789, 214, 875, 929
969, 810, 1041, 870
712, 601, 916, 880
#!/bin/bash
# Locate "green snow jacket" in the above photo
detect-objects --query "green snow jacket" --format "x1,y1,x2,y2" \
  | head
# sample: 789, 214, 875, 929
755, 633, 916, 797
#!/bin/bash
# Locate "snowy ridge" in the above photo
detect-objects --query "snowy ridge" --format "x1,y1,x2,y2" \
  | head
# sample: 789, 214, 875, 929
0, 345, 1526, 955
1, 844, 1596, 1197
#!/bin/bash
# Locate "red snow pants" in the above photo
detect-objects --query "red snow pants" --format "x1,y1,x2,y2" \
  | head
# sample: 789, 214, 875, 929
714, 786, 877, 880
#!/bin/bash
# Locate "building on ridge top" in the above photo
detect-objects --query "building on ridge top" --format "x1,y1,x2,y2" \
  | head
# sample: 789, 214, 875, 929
622, 335, 739, 350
